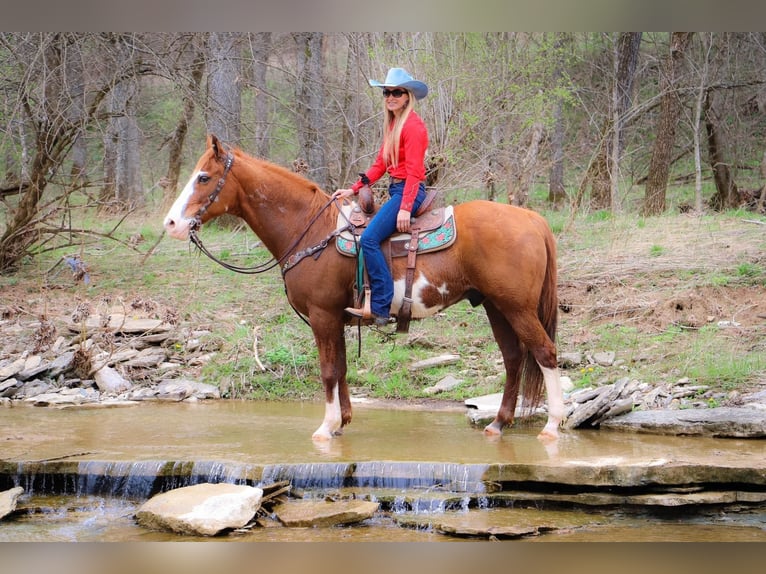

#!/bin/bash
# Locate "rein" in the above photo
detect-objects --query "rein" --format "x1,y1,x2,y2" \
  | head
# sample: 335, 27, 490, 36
188, 150, 353, 278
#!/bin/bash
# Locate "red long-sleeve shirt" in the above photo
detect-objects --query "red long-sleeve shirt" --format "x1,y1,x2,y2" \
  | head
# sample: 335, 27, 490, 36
352, 111, 428, 213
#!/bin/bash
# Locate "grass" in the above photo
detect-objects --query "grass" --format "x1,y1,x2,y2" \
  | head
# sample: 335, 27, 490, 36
2, 190, 765, 406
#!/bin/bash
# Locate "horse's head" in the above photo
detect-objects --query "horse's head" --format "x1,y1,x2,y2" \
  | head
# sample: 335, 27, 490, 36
164, 134, 235, 240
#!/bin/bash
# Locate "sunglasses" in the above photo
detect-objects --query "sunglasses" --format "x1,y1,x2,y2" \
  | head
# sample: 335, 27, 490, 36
382, 88, 407, 98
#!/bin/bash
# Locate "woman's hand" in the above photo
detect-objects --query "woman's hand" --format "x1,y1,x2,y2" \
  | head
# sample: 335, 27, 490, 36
396, 209, 412, 232
332, 188, 354, 201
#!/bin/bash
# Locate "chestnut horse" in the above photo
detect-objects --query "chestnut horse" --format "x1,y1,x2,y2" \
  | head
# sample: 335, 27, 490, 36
164, 135, 564, 443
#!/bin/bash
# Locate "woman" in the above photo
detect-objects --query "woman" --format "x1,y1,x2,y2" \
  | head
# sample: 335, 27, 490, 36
333, 67, 429, 327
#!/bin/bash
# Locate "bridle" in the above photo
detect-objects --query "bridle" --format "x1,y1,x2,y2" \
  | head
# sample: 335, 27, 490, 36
187, 149, 354, 278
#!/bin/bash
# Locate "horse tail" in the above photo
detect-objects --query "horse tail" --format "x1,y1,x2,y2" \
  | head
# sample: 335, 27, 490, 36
520, 224, 558, 412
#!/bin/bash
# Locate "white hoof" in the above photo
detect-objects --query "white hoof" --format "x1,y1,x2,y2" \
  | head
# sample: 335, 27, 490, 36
537, 420, 560, 442
312, 425, 334, 442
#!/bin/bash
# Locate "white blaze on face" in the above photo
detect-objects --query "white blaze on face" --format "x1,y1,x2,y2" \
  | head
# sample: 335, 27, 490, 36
163, 170, 202, 240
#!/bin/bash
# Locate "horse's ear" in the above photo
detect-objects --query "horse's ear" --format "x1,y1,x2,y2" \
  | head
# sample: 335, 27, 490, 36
209, 134, 224, 161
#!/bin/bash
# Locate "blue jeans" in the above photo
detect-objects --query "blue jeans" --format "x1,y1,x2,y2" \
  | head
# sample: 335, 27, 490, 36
360, 180, 426, 318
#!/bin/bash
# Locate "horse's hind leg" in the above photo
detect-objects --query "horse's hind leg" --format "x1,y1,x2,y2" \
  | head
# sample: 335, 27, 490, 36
508, 309, 565, 441
483, 302, 564, 441
482, 301, 524, 436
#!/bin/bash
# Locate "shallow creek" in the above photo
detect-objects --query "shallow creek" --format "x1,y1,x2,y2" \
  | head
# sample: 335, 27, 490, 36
1, 401, 764, 541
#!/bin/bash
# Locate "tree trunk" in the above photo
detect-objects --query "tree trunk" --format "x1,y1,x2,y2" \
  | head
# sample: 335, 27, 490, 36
591, 32, 641, 211
642, 32, 693, 216
116, 77, 144, 208
548, 95, 566, 205
705, 89, 744, 210
339, 33, 360, 186
693, 34, 713, 213
251, 32, 272, 159
548, 33, 568, 206
294, 32, 328, 190
206, 32, 242, 146
508, 121, 544, 207
101, 76, 144, 210
163, 47, 205, 206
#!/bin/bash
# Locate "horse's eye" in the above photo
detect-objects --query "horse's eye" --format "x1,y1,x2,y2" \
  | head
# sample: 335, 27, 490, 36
197, 174, 211, 184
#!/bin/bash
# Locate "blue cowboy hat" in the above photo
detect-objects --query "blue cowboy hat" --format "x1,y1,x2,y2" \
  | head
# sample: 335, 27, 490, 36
369, 67, 428, 100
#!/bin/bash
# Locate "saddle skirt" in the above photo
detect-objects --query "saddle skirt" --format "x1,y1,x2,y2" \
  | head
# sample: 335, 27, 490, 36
335, 203, 456, 258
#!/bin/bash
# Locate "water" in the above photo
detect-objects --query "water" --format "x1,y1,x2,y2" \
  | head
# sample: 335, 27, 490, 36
1, 400, 765, 541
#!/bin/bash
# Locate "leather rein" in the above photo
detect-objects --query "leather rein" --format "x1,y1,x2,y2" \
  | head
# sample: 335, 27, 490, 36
188, 151, 352, 278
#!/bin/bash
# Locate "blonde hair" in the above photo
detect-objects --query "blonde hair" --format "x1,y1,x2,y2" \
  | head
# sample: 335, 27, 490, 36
382, 90, 414, 167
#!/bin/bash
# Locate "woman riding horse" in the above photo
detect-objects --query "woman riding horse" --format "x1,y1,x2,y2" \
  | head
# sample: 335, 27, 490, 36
333, 67, 429, 327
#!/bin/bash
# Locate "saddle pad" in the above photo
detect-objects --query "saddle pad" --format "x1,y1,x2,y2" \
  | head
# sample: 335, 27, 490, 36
336, 205, 456, 258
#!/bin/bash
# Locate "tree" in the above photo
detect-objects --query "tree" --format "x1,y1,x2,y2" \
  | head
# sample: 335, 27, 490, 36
161, 36, 205, 206
249, 32, 272, 159
548, 33, 570, 206
0, 33, 117, 271
206, 32, 242, 146
294, 32, 329, 190
642, 32, 693, 216
100, 34, 146, 211
582, 33, 641, 211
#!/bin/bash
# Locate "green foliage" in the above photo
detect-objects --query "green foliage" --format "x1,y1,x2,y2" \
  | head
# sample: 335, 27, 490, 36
649, 244, 665, 257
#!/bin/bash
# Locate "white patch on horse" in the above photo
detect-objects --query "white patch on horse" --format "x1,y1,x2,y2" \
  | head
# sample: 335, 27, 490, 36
312, 384, 342, 440
391, 273, 446, 319
164, 170, 202, 239
538, 364, 564, 438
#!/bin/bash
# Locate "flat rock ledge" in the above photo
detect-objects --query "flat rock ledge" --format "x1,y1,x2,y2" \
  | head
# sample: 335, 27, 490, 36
465, 390, 766, 439
135, 483, 263, 536
601, 407, 766, 438
273, 499, 380, 528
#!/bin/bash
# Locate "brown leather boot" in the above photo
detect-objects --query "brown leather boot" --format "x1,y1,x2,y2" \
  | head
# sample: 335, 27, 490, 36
344, 307, 391, 327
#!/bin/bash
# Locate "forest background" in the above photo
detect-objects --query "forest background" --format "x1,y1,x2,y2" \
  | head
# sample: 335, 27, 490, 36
0, 32, 764, 404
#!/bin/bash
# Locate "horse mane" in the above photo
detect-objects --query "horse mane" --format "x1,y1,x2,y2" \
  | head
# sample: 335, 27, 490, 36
232, 147, 328, 201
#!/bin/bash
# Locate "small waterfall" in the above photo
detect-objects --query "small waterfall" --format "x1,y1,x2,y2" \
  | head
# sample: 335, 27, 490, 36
3, 459, 262, 500
260, 462, 354, 490
353, 461, 488, 492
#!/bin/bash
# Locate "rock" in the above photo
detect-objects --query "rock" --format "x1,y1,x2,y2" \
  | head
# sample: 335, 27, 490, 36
135, 483, 263, 536
66, 315, 172, 335
0, 358, 25, 381
0, 378, 21, 398
464, 392, 547, 427
464, 392, 504, 411
27, 388, 100, 407
149, 380, 221, 401
564, 378, 635, 429
558, 352, 583, 367
47, 351, 75, 378
592, 351, 616, 366
601, 407, 766, 438
395, 507, 596, 539
273, 499, 379, 528
16, 379, 53, 399
17, 356, 50, 381
423, 374, 463, 395
0, 487, 24, 520
123, 347, 167, 369
410, 354, 460, 371
94, 365, 132, 395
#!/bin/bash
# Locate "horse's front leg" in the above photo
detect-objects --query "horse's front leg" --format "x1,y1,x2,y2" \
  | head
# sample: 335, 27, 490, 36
309, 318, 350, 441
